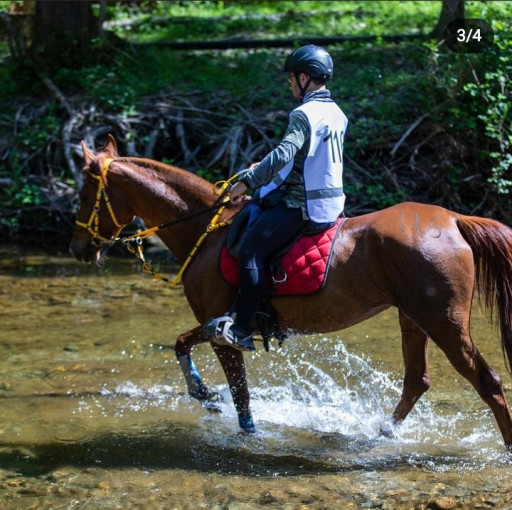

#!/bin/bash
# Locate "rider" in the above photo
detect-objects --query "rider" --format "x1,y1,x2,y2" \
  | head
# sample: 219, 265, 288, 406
203, 44, 349, 352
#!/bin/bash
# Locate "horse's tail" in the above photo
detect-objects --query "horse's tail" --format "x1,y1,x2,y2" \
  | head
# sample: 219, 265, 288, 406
456, 215, 512, 374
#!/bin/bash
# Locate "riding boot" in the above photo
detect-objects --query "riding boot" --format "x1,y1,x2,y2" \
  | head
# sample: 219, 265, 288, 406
202, 317, 255, 352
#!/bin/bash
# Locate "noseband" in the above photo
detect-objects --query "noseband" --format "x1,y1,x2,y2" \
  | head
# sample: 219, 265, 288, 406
75, 158, 127, 245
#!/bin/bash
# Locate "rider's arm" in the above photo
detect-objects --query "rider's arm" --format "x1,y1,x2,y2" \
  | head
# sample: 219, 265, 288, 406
240, 110, 308, 190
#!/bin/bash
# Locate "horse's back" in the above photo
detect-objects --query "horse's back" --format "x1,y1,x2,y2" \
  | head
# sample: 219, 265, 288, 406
353, 201, 459, 241
334, 202, 462, 262
265, 202, 478, 333
326, 202, 473, 314
343, 202, 477, 320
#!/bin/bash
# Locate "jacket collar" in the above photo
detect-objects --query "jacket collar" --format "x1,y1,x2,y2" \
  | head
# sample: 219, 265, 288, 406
302, 89, 331, 103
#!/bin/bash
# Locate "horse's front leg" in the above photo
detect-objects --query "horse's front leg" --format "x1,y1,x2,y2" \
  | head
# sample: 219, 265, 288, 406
211, 343, 255, 433
175, 325, 218, 401
175, 326, 255, 432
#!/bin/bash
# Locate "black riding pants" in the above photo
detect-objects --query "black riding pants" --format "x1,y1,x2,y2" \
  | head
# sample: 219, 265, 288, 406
235, 202, 307, 330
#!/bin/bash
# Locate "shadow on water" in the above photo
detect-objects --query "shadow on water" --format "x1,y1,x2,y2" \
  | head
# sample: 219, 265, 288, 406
1, 420, 501, 479
0, 428, 345, 477
2, 251, 512, 510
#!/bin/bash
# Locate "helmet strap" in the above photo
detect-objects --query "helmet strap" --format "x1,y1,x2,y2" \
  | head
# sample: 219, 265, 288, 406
295, 71, 312, 100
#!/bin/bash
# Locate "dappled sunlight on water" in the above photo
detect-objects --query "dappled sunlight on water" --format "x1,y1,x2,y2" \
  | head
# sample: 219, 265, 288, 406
0, 252, 511, 508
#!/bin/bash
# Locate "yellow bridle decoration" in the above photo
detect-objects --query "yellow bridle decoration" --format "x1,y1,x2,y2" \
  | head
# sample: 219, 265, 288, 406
75, 156, 238, 288
75, 157, 126, 244
125, 192, 232, 288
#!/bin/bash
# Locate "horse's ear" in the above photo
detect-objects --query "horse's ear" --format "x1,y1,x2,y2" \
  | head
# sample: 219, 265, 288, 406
81, 140, 95, 166
105, 134, 118, 157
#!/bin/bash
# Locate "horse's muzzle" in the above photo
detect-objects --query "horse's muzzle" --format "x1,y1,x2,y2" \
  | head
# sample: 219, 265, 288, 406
69, 235, 101, 263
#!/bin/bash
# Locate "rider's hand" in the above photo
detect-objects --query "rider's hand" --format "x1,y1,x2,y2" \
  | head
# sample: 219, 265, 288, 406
229, 181, 248, 203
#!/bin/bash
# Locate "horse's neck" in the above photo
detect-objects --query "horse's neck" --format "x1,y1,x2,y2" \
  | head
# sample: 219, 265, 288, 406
114, 159, 216, 261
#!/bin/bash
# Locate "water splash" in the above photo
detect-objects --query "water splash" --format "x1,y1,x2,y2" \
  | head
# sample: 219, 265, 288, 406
202, 337, 508, 472
73, 337, 508, 474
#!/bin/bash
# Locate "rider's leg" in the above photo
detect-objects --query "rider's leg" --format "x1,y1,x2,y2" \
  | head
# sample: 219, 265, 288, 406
236, 202, 306, 329
203, 202, 306, 351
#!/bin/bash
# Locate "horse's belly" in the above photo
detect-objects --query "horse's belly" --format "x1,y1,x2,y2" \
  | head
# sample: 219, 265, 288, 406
272, 288, 392, 335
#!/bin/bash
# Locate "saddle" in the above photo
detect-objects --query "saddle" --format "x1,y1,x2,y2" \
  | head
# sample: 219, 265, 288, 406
218, 209, 346, 350
219, 210, 346, 297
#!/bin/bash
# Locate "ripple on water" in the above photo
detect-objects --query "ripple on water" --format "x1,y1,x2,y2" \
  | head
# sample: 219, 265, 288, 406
60, 341, 510, 479
2, 257, 512, 509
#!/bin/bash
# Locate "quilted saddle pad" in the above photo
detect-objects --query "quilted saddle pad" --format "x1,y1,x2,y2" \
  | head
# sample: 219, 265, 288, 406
219, 217, 345, 296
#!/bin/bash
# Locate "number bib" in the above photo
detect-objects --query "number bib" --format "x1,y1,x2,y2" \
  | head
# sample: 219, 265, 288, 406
299, 98, 348, 223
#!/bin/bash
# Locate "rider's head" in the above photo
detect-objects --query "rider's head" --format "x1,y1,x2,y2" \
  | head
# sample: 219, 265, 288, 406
284, 44, 333, 100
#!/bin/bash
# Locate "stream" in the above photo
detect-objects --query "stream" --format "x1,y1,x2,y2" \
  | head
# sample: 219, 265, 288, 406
0, 247, 511, 509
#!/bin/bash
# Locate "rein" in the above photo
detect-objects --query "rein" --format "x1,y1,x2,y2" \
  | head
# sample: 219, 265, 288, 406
76, 157, 240, 287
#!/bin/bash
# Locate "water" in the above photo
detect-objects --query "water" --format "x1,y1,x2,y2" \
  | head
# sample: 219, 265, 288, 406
1, 249, 511, 509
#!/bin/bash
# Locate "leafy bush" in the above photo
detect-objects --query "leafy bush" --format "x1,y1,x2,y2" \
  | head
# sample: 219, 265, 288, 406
1, 1, 512, 246
461, 38, 511, 195
422, 14, 511, 217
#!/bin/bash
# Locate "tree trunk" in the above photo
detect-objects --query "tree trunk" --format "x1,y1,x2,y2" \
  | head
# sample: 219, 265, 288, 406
32, 0, 98, 63
430, 0, 465, 39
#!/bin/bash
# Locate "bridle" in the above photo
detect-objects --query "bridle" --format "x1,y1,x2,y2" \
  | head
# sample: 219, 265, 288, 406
75, 156, 241, 287
75, 157, 127, 246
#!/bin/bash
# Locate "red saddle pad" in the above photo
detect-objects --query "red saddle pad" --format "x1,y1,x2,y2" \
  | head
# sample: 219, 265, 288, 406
219, 218, 345, 296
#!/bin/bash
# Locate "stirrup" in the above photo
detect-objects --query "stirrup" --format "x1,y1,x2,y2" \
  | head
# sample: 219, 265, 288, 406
202, 316, 255, 352
225, 324, 255, 352
202, 316, 234, 341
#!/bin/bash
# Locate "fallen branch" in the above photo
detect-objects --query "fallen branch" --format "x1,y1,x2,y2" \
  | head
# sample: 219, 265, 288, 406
390, 111, 430, 158
31, 62, 75, 117
137, 33, 424, 51
63, 113, 83, 187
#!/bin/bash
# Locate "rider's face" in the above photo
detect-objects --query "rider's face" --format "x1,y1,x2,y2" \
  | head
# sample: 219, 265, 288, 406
288, 72, 301, 100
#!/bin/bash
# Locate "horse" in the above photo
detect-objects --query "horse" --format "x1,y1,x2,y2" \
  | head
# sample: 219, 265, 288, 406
70, 134, 512, 450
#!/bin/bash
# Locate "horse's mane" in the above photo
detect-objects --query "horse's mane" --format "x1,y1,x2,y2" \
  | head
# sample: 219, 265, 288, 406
116, 156, 215, 199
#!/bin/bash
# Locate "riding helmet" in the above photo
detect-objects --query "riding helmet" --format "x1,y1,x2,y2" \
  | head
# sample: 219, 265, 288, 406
284, 44, 334, 80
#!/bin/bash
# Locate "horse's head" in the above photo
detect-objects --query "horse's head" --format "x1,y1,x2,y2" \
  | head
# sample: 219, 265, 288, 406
70, 134, 135, 263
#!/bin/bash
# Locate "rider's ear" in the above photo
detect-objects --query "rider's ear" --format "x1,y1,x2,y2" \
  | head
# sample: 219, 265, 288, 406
81, 141, 95, 166
105, 134, 118, 157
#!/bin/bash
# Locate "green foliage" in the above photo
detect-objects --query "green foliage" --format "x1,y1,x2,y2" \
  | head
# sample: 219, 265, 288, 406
426, 25, 511, 198
54, 63, 137, 113
345, 181, 407, 211
9, 182, 45, 206
2, 0, 512, 246
196, 167, 226, 183
105, 1, 440, 43
0, 104, 59, 234
462, 38, 512, 194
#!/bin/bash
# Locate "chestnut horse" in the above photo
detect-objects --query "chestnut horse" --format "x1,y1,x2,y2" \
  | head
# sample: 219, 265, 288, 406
70, 135, 512, 449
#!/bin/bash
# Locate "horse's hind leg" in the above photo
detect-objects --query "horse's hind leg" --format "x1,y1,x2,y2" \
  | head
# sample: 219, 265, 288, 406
384, 311, 430, 434
432, 324, 512, 447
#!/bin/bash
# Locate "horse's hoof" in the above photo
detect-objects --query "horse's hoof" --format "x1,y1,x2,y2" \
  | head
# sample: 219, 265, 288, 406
190, 388, 221, 401
379, 421, 397, 438
200, 391, 223, 413
188, 388, 222, 412
238, 414, 256, 433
